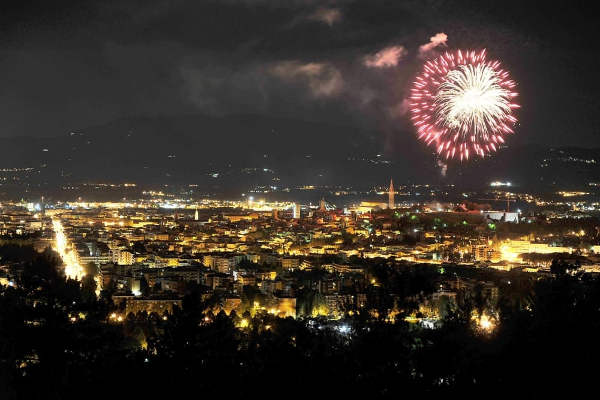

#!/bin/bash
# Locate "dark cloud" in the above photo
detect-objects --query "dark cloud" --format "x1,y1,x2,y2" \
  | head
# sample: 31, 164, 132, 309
0, 0, 599, 150
270, 61, 343, 97
308, 7, 342, 26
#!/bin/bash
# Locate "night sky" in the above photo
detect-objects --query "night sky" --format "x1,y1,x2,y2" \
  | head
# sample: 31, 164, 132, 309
1, 0, 599, 148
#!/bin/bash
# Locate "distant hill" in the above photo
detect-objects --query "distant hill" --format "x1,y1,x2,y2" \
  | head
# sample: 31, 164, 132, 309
1, 114, 600, 194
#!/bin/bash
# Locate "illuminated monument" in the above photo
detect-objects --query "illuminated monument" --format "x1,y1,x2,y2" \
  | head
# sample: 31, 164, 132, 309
388, 179, 395, 210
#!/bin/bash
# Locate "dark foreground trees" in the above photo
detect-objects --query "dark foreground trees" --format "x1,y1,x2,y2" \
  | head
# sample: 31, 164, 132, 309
2, 244, 600, 398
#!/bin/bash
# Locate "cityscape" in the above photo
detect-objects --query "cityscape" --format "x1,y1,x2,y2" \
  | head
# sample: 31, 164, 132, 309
2, 1, 599, 398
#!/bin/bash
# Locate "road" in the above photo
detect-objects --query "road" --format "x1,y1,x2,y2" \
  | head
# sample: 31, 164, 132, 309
51, 218, 84, 279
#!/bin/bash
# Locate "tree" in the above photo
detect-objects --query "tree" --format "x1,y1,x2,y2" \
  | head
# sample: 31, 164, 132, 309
550, 259, 581, 276
81, 275, 97, 304
140, 275, 150, 297
83, 262, 99, 278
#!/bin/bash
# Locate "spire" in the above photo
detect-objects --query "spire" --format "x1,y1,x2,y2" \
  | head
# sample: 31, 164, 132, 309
388, 178, 395, 210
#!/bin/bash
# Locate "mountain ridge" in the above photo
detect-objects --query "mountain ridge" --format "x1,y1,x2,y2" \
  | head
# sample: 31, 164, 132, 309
1, 114, 599, 193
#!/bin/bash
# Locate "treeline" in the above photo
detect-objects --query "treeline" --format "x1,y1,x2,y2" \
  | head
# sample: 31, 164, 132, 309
2, 246, 600, 397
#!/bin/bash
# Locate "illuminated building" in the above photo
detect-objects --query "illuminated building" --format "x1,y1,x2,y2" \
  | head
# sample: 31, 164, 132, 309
482, 210, 520, 223
500, 239, 572, 262
293, 203, 301, 219
388, 178, 395, 209
353, 201, 387, 213
119, 250, 134, 265
281, 257, 300, 271
110, 249, 135, 265
264, 297, 296, 318
112, 296, 182, 316
471, 244, 496, 261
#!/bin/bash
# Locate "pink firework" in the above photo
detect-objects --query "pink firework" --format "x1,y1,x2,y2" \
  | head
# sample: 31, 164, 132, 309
409, 49, 519, 160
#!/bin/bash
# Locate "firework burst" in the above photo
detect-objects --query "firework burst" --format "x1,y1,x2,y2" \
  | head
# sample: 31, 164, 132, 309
410, 49, 519, 160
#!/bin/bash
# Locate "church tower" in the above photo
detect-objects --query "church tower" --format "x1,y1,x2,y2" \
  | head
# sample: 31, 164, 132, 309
388, 179, 395, 210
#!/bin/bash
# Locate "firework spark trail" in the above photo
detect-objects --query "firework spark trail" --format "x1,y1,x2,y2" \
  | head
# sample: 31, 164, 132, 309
410, 49, 519, 160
